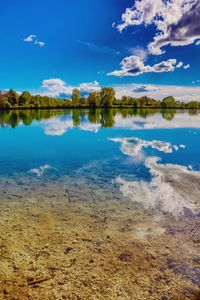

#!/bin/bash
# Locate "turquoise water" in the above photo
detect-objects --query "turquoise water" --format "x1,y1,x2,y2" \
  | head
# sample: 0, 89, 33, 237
0, 109, 200, 298
0, 109, 200, 177
1, 109, 200, 218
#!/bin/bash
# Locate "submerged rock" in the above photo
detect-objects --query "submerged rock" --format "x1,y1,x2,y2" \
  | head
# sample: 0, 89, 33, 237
64, 247, 73, 254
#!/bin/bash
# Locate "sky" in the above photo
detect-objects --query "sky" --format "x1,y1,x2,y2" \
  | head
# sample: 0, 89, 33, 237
0, 0, 200, 101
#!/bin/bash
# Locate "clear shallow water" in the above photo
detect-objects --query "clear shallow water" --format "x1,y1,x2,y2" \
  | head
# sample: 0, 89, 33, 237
0, 109, 200, 299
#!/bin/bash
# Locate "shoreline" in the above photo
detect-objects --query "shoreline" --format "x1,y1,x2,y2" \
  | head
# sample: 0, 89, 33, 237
0, 106, 199, 111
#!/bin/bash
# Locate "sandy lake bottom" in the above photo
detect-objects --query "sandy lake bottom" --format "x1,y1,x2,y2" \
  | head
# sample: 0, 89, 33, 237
0, 174, 200, 300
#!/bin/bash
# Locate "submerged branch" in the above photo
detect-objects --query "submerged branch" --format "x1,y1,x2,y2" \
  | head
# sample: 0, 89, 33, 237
65, 187, 71, 202
27, 276, 53, 286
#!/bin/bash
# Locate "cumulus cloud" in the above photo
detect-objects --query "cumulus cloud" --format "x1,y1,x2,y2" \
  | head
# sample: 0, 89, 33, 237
113, 111, 200, 130
110, 135, 198, 217
109, 133, 200, 218
129, 46, 148, 61
43, 115, 100, 136
115, 156, 199, 217
39, 81, 200, 102
114, 83, 200, 102
41, 78, 100, 98
43, 117, 74, 136
79, 81, 101, 95
132, 85, 159, 93
117, 0, 200, 55
23, 34, 45, 47
42, 78, 73, 97
109, 137, 181, 160
108, 55, 188, 77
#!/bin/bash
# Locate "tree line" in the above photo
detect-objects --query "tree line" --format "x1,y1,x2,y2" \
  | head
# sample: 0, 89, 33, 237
0, 88, 199, 110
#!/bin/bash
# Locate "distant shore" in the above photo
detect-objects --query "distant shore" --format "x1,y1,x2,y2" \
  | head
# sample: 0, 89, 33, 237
0, 106, 199, 111
1, 87, 199, 110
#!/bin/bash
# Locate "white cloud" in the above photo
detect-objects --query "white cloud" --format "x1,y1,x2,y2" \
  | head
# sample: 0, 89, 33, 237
129, 46, 148, 61
132, 85, 159, 93
109, 137, 180, 160
113, 111, 200, 130
41, 78, 100, 98
110, 136, 199, 217
183, 64, 190, 69
80, 123, 100, 133
115, 156, 199, 217
176, 62, 183, 68
34, 41, 45, 47
79, 81, 100, 94
114, 83, 200, 102
24, 35, 36, 42
42, 78, 73, 97
23, 34, 45, 47
39, 80, 200, 102
108, 55, 188, 77
117, 0, 200, 55
43, 117, 74, 136
43, 115, 100, 136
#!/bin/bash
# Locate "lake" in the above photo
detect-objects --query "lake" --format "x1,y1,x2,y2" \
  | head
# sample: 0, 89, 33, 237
0, 108, 200, 299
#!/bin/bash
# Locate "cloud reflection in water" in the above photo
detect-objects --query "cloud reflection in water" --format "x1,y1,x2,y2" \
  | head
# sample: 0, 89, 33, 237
111, 137, 199, 218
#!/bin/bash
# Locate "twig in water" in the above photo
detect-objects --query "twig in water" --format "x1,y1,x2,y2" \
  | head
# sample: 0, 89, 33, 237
28, 276, 53, 286
65, 187, 71, 202
103, 216, 107, 225
102, 216, 107, 231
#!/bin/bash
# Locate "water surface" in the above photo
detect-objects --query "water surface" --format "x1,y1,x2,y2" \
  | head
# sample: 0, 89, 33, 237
0, 109, 200, 299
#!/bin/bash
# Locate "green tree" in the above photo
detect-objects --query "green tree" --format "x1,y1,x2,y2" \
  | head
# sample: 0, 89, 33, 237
88, 92, 101, 108
18, 91, 32, 106
187, 101, 199, 109
0, 96, 12, 109
7, 89, 19, 106
121, 96, 129, 106
161, 96, 176, 108
72, 88, 80, 106
100, 88, 115, 107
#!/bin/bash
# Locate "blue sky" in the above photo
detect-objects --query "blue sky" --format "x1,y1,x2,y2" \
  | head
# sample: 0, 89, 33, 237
0, 0, 200, 101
